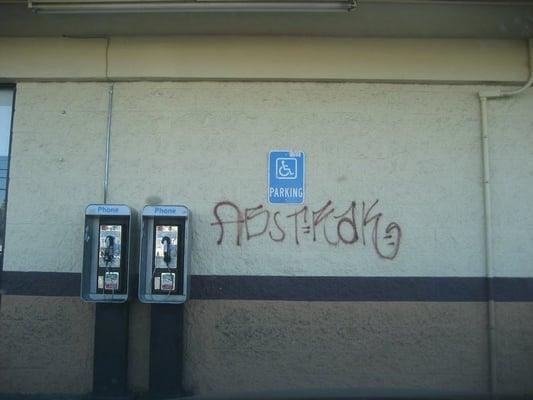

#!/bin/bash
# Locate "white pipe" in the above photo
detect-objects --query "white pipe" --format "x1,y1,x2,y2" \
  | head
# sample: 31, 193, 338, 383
103, 84, 114, 204
479, 95, 497, 398
480, 39, 533, 100
478, 38, 533, 399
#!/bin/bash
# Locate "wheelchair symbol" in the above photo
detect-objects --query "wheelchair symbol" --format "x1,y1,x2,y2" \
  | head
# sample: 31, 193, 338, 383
276, 158, 297, 179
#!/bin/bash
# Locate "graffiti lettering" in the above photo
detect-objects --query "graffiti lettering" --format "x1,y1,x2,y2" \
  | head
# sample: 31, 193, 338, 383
211, 200, 402, 260
211, 201, 244, 246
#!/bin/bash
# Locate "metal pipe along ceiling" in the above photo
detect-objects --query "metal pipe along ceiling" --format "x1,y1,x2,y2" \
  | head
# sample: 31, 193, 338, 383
27, 0, 357, 13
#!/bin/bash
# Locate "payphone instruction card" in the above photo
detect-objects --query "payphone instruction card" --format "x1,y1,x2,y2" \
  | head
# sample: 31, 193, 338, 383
104, 272, 119, 290
160, 273, 176, 291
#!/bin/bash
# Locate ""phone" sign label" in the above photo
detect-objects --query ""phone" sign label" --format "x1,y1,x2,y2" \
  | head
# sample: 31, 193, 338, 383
154, 207, 178, 215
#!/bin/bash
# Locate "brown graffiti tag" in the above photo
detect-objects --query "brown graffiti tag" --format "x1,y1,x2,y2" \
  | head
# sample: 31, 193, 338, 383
211, 200, 402, 260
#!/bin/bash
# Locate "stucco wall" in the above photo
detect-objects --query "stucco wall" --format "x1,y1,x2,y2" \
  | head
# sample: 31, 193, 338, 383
4, 81, 533, 278
182, 300, 491, 395
0, 37, 529, 82
2, 80, 533, 397
0, 296, 94, 394
2, 298, 531, 396
4, 83, 108, 272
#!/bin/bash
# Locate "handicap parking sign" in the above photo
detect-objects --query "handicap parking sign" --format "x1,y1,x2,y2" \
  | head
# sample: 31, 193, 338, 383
268, 151, 305, 204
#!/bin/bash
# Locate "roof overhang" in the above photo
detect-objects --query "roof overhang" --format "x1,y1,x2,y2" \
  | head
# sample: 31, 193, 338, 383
1, 0, 533, 37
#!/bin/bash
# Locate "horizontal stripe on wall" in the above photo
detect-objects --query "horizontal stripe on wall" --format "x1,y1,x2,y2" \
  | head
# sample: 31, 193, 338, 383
1, 271, 533, 302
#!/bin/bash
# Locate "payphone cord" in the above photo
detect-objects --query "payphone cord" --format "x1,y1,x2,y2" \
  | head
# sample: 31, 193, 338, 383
148, 260, 159, 300
147, 236, 174, 299
147, 259, 173, 299
104, 261, 115, 299
162, 236, 173, 297
103, 235, 115, 300
147, 261, 172, 299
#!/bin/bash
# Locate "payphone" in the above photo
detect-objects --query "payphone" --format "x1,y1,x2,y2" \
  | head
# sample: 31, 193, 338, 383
81, 204, 135, 302
139, 205, 191, 304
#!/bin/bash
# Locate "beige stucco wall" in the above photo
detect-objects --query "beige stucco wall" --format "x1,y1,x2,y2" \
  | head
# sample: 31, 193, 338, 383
1, 37, 533, 397
487, 96, 533, 277
4, 83, 107, 271
0, 37, 529, 82
3, 81, 533, 278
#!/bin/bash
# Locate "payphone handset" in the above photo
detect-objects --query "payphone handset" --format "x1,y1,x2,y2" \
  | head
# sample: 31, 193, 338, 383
139, 205, 191, 304
151, 224, 179, 294
82, 204, 134, 303
97, 224, 126, 294
160, 233, 174, 267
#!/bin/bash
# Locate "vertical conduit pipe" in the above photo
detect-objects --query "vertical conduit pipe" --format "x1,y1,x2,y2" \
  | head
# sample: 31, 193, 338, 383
478, 37, 533, 399
479, 95, 497, 398
104, 83, 114, 204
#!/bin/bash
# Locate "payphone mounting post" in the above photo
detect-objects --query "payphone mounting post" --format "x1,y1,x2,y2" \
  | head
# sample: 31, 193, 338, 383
139, 205, 191, 304
81, 204, 135, 303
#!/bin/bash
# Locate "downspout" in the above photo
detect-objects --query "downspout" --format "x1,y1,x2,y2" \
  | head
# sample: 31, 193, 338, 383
478, 38, 533, 399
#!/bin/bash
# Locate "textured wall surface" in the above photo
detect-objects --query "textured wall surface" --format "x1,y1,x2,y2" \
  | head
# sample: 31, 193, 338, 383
0, 295, 153, 395
0, 296, 94, 394
1, 297, 532, 396
4, 83, 108, 272
7, 81, 533, 277
183, 300, 491, 395
2, 81, 533, 396
493, 302, 533, 395
106, 82, 485, 277
488, 94, 533, 277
